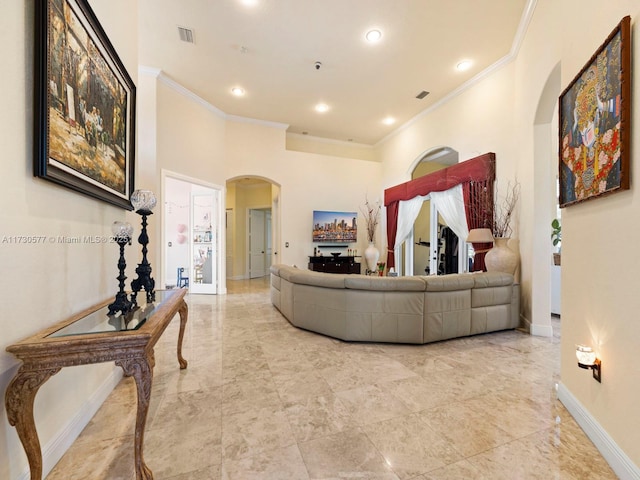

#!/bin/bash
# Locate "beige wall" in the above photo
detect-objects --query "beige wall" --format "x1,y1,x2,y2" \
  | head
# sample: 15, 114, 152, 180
377, 0, 640, 470
557, 0, 640, 466
286, 133, 376, 162
0, 1, 138, 478
224, 121, 382, 268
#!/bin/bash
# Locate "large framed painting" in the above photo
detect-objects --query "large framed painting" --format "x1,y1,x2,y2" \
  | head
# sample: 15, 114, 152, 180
312, 210, 357, 243
559, 16, 631, 208
34, 0, 136, 210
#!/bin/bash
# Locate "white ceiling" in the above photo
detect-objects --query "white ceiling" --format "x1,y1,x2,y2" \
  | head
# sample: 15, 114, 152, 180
139, 0, 530, 145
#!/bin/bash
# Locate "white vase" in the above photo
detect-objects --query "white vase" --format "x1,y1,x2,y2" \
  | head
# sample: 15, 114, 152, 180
364, 242, 380, 273
485, 237, 518, 275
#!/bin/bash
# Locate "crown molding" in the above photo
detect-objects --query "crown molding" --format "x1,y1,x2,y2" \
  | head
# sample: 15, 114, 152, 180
226, 114, 288, 130
287, 132, 373, 149
139, 66, 291, 130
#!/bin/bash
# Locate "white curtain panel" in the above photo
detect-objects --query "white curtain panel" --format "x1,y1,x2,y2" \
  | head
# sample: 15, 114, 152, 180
394, 195, 428, 250
429, 184, 469, 242
394, 185, 469, 252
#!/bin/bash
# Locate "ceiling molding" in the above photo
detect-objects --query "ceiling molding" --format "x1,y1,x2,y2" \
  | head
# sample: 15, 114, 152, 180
140, 66, 226, 118
138, 66, 161, 78
287, 132, 373, 149
226, 114, 289, 130
376, 0, 538, 148
139, 65, 290, 130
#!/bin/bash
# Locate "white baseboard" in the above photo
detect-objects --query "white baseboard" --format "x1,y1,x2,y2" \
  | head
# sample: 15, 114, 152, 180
558, 382, 640, 480
530, 322, 553, 337
15, 367, 124, 480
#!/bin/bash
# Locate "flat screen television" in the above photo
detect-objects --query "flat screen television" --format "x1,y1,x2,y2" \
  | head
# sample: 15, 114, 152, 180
312, 210, 357, 243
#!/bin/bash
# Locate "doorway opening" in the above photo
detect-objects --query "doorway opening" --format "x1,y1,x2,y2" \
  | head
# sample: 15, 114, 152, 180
162, 171, 225, 294
226, 176, 281, 280
400, 147, 466, 276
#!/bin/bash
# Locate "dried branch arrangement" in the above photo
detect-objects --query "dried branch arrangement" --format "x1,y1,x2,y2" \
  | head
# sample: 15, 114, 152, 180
360, 197, 381, 243
493, 180, 520, 238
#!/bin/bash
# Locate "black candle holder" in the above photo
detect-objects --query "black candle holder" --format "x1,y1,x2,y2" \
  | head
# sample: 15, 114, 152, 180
130, 209, 156, 305
108, 222, 134, 316
129, 190, 157, 305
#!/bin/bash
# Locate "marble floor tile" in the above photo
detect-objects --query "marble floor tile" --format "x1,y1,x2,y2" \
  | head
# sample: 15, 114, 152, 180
221, 444, 309, 480
298, 430, 399, 479
145, 422, 222, 478
363, 414, 462, 479
46, 435, 136, 480
221, 404, 296, 461
45, 279, 616, 480
284, 393, 358, 442
418, 399, 516, 457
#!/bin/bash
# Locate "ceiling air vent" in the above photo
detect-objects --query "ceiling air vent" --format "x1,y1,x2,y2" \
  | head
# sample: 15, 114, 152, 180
415, 90, 430, 99
177, 26, 195, 44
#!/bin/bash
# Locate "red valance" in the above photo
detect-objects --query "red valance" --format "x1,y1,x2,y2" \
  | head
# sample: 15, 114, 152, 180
384, 152, 496, 269
384, 153, 495, 206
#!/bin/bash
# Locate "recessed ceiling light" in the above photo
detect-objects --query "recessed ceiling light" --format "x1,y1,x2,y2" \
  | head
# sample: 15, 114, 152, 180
382, 117, 396, 125
365, 29, 383, 43
456, 60, 472, 71
239, 0, 259, 7
315, 103, 329, 113
231, 87, 245, 96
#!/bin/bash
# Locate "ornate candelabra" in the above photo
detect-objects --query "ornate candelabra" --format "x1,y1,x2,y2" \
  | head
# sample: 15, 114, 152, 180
107, 221, 134, 316
130, 190, 156, 305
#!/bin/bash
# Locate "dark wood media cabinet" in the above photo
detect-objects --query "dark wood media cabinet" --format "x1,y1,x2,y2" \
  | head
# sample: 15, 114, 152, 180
308, 255, 361, 274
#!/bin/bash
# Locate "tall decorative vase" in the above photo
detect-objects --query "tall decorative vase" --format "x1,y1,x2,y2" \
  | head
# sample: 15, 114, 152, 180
485, 237, 518, 275
364, 242, 380, 273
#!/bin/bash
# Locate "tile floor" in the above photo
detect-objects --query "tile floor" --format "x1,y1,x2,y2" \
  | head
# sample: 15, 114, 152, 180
47, 277, 617, 479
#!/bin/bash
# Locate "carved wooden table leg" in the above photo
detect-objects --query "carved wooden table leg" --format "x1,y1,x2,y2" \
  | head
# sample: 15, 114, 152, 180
117, 353, 154, 480
177, 300, 188, 369
5, 367, 61, 480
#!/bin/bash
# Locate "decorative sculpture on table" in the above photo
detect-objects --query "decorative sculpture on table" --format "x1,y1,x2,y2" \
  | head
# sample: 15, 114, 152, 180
130, 189, 156, 304
108, 221, 134, 316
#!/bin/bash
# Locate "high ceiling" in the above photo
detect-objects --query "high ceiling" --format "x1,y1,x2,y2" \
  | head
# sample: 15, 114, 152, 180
139, 0, 530, 145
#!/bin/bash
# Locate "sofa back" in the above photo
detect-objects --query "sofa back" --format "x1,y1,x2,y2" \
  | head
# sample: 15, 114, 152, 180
270, 265, 519, 344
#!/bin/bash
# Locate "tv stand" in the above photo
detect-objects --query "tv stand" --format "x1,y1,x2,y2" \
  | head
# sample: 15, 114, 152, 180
308, 256, 360, 274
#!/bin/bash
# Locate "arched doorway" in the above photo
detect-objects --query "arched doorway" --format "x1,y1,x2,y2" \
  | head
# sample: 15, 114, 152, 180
226, 176, 281, 280
410, 147, 460, 275
529, 62, 561, 336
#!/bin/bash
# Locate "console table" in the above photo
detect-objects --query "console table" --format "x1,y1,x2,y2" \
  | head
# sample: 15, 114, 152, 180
4, 289, 188, 480
308, 255, 360, 274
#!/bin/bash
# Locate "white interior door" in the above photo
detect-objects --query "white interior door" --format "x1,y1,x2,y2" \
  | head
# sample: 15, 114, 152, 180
226, 209, 233, 278
190, 191, 217, 294
265, 210, 272, 271
249, 209, 266, 278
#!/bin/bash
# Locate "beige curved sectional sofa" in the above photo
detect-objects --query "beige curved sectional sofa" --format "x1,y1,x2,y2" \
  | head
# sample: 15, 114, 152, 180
270, 264, 520, 344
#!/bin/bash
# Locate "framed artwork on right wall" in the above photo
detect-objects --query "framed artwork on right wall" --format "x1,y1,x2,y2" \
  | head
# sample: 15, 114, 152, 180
558, 15, 631, 208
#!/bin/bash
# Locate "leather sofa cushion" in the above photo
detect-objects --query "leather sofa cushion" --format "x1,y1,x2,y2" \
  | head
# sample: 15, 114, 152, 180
278, 265, 298, 281
345, 276, 426, 291
472, 285, 512, 307
288, 269, 347, 288
421, 274, 475, 291
472, 271, 513, 288
270, 264, 283, 276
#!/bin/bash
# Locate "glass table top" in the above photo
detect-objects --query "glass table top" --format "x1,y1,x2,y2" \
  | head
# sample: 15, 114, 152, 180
48, 290, 176, 338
